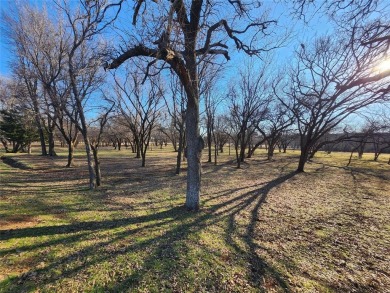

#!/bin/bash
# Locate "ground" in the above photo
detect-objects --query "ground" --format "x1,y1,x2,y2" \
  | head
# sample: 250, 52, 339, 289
0, 146, 389, 292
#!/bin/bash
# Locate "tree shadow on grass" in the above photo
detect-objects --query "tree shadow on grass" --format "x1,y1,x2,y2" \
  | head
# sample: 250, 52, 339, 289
1, 170, 296, 292
224, 172, 296, 292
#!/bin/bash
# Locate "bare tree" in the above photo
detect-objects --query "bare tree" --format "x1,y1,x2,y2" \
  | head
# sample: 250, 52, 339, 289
14, 61, 48, 156
3, 4, 67, 157
203, 89, 223, 164
361, 114, 390, 161
162, 75, 187, 174
105, 116, 129, 150
276, 35, 390, 172
253, 105, 294, 160
213, 116, 230, 155
227, 62, 271, 168
89, 101, 115, 186
293, 0, 381, 22
105, 0, 281, 210
113, 66, 163, 167
278, 129, 297, 153
210, 115, 230, 165
54, 0, 123, 189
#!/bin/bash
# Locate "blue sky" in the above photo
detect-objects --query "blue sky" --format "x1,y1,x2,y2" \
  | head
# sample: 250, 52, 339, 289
0, 0, 334, 78
0, 0, 384, 129
0, 0, 11, 77
0, 0, 48, 77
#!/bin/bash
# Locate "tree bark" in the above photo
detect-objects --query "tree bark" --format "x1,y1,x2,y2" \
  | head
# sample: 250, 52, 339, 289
235, 142, 241, 168
214, 143, 218, 165
135, 137, 141, 158
48, 130, 56, 156
37, 127, 47, 156
239, 137, 246, 162
176, 125, 184, 175
267, 145, 275, 160
185, 100, 202, 210
207, 128, 212, 162
31, 96, 47, 155
297, 146, 309, 172
84, 136, 96, 189
66, 142, 75, 167
91, 146, 101, 187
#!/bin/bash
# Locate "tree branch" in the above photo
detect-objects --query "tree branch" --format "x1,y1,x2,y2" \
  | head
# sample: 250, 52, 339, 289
336, 69, 390, 92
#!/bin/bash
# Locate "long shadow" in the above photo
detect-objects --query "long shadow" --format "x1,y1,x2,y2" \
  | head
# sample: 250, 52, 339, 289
1, 154, 297, 291
224, 172, 296, 292
0, 206, 185, 241
106, 172, 297, 291
1, 157, 32, 170
310, 161, 390, 181
247, 173, 296, 290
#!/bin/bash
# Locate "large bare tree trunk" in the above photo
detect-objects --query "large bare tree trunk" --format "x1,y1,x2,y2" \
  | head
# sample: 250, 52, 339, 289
297, 146, 309, 172
268, 141, 276, 160
185, 103, 202, 210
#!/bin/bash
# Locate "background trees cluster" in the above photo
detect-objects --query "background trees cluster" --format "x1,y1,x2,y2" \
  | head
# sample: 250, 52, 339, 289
1, 0, 389, 210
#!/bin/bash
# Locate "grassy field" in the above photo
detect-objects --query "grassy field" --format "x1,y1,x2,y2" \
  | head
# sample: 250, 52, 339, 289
0, 146, 389, 292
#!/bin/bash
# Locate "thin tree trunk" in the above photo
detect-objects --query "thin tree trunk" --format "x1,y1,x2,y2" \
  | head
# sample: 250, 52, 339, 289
214, 143, 217, 165
84, 136, 96, 189
246, 143, 252, 158
91, 146, 101, 187
235, 143, 240, 168
207, 129, 212, 162
37, 123, 47, 156
66, 142, 74, 167
176, 126, 184, 175
347, 151, 354, 166
135, 138, 141, 158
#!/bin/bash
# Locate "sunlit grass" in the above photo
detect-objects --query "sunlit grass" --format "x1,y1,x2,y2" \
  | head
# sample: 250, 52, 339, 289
0, 146, 389, 292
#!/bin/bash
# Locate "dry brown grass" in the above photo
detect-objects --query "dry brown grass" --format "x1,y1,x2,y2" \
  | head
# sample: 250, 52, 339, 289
0, 147, 389, 292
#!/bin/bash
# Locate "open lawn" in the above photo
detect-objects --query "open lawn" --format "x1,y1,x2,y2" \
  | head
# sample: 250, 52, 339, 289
0, 147, 389, 292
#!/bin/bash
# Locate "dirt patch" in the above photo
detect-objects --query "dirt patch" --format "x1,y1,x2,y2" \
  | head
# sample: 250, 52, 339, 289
0, 215, 39, 230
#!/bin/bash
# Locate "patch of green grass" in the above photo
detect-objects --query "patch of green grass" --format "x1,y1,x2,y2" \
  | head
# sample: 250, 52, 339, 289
0, 147, 389, 292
